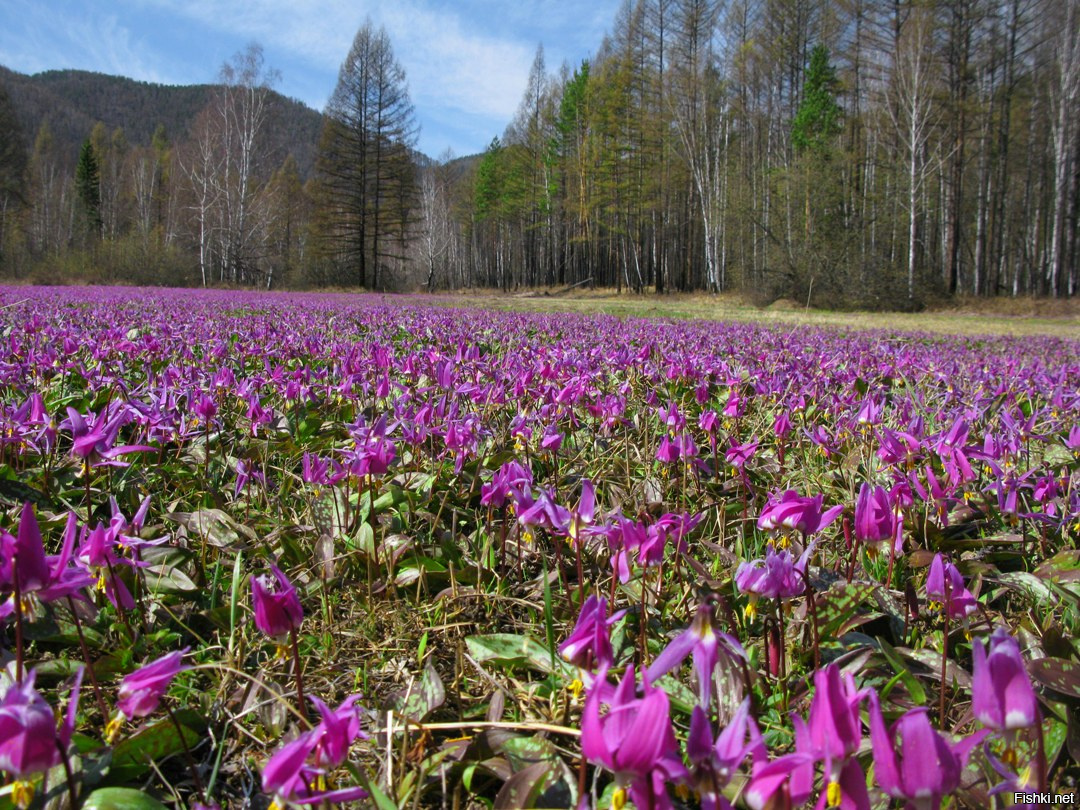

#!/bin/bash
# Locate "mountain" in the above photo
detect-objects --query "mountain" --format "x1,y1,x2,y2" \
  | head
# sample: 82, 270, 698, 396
0, 67, 324, 177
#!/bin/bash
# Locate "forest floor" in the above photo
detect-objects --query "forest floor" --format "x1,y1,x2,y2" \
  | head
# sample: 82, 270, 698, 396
428, 288, 1080, 338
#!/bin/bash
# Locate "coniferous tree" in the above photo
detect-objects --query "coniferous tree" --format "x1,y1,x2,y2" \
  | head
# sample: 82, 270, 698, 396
314, 18, 417, 289
0, 82, 27, 272
75, 138, 102, 240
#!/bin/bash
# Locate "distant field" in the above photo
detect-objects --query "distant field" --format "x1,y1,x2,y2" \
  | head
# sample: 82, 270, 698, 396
429, 288, 1080, 338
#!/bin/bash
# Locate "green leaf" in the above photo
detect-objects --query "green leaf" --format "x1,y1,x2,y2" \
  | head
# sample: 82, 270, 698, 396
877, 638, 927, 705
493, 760, 573, 810
166, 509, 254, 549
466, 634, 572, 677
1030, 657, 1080, 700
81, 788, 170, 810
998, 572, 1058, 603
109, 711, 204, 783
393, 661, 445, 721
1035, 550, 1080, 584
497, 735, 559, 770
814, 582, 880, 638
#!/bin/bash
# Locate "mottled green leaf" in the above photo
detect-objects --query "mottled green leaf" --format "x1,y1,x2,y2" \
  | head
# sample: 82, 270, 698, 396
1030, 657, 1080, 700
1035, 550, 1080, 584
109, 711, 203, 783
393, 661, 445, 721
466, 634, 571, 677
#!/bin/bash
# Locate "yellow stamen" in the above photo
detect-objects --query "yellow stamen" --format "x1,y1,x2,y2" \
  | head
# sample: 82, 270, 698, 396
827, 780, 842, 808
274, 643, 290, 661
12, 780, 34, 810
744, 599, 758, 622
567, 678, 584, 702
612, 786, 627, 810
105, 713, 125, 744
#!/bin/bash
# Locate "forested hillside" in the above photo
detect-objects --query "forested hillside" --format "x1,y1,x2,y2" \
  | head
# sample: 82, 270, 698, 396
1, 1, 1077, 304
0, 67, 324, 179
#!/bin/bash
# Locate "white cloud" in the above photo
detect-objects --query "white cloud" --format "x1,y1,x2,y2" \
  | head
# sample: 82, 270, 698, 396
139, 0, 533, 119
2, 0, 623, 155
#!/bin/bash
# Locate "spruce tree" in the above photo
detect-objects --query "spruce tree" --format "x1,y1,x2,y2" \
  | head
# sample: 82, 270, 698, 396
792, 45, 842, 156
75, 138, 102, 238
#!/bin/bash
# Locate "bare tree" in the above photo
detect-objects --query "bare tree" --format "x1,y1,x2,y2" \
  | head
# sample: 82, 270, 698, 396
886, 2, 942, 302
1049, 0, 1080, 296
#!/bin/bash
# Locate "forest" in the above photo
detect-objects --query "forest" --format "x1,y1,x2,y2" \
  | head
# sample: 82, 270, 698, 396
1, 0, 1078, 306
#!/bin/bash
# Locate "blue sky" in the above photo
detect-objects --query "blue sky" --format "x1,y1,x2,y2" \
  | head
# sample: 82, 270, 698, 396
0, 0, 621, 158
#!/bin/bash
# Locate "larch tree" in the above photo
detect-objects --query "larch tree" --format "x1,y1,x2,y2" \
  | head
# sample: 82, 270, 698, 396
315, 18, 417, 289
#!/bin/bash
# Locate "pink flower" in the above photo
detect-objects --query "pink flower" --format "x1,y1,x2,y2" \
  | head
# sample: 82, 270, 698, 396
854, 483, 902, 553
971, 627, 1038, 731
117, 648, 190, 719
0, 505, 94, 620
925, 554, 977, 619
686, 699, 761, 810
559, 594, 624, 671
868, 692, 985, 810
647, 603, 746, 708
582, 666, 688, 810
0, 668, 82, 778
252, 564, 304, 638
757, 490, 843, 535
262, 694, 369, 806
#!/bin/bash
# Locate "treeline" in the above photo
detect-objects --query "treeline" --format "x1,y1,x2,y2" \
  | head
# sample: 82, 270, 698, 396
422, 0, 1080, 304
1, 1, 1078, 304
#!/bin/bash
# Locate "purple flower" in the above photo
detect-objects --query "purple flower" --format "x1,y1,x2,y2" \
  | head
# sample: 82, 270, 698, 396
64, 406, 153, 467
77, 521, 137, 610
581, 666, 688, 810
0, 668, 82, 784
735, 544, 812, 618
794, 663, 871, 810
757, 490, 843, 535
868, 692, 985, 810
925, 554, 977, 619
647, 603, 746, 708
308, 694, 367, 769
568, 479, 596, 542
252, 564, 304, 638
0, 505, 94, 620
117, 648, 191, 719
516, 488, 571, 535
854, 483, 902, 552
559, 594, 624, 670
971, 627, 1038, 731
262, 694, 369, 807
686, 699, 760, 810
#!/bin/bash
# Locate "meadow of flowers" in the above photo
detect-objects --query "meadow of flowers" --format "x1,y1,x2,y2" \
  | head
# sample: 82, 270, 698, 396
0, 284, 1077, 810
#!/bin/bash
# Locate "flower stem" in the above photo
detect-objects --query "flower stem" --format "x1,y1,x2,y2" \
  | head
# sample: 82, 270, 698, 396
12, 563, 23, 683
165, 702, 206, 799
939, 582, 951, 730
290, 627, 310, 724
66, 596, 110, 722
55, 737, 78, 809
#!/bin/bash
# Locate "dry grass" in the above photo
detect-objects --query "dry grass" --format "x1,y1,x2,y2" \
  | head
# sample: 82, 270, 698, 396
419, 288, 1080, 339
